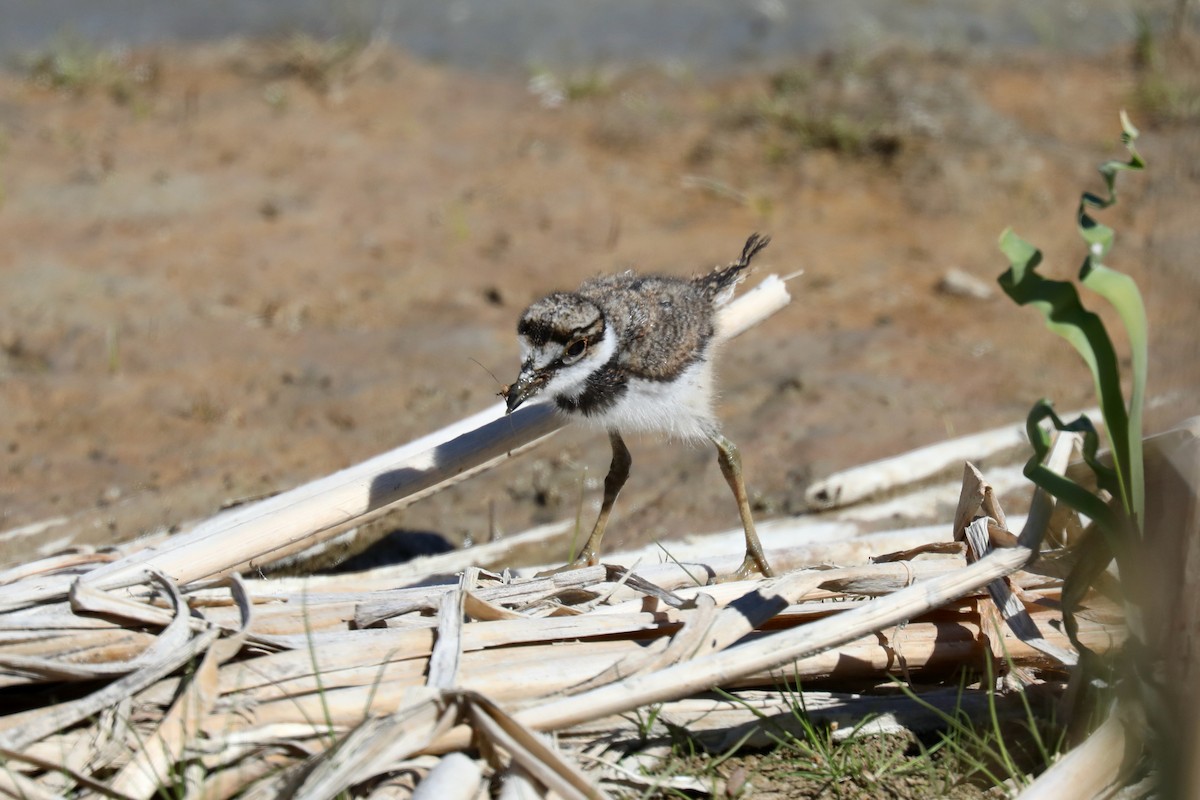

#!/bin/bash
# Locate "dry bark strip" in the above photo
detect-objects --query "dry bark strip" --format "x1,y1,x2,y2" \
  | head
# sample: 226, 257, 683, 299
0, 360, 1134, 798
421, 544, 1040, 754
423, 431, 1082, 752
0, 572, 221, 752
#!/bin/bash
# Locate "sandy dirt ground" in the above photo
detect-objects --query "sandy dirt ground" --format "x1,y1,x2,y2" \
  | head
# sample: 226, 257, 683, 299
1, 38, 1197, 570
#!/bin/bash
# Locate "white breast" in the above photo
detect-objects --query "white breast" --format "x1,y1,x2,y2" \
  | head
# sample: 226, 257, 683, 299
577, 357, 718, 442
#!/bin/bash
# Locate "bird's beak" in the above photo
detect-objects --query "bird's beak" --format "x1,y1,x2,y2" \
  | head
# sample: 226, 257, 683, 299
504, 367, 547, 414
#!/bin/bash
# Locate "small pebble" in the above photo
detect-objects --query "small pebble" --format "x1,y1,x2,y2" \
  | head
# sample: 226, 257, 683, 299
936, 268, 994, 301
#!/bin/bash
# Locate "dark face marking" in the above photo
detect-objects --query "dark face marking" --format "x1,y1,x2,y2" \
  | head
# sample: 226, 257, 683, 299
555, 364, 628, 416
516, 316, 561, 347
506, 293, 611, 413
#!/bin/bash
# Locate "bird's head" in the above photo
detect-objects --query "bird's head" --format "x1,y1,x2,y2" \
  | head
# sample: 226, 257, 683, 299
503, 292, 613, 413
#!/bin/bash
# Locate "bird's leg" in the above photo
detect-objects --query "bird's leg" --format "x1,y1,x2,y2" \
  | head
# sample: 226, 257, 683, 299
572, 430, 632, 567
537, 430, 631, 576
711, 432, 775, 580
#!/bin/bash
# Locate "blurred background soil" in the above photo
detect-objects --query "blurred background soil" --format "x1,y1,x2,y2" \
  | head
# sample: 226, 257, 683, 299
1, 6, 1197, 569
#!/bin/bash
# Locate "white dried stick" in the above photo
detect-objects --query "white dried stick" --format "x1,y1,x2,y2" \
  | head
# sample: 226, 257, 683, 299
805, 407, 1099, 510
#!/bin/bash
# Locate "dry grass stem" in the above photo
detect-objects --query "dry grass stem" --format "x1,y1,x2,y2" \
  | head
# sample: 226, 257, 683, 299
0, 340, 1139, 797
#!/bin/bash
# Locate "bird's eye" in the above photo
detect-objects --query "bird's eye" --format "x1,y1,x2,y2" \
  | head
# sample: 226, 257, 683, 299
563, 338, 587, 364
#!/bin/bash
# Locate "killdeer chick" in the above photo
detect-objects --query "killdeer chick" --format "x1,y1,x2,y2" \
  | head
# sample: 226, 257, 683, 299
504, 234, 776, 580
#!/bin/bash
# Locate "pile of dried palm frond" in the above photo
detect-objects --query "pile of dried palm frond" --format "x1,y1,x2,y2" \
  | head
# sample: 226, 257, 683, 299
0, 278, 1128, 799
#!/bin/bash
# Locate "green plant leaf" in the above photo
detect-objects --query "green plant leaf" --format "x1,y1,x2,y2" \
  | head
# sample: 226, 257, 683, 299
1075, 111, 1148, 526
998, 232, 1133, 515
998, 113, 1148, 530
1078, 260, 1147, 524
1023, 402, 1118, 521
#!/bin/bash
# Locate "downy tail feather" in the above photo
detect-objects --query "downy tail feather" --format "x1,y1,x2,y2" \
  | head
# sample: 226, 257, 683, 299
697, 233, 771, 303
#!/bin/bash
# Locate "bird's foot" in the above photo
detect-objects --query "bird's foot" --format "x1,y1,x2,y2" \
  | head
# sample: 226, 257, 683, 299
718, 551, 776, 583
534, 550, 600, 578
